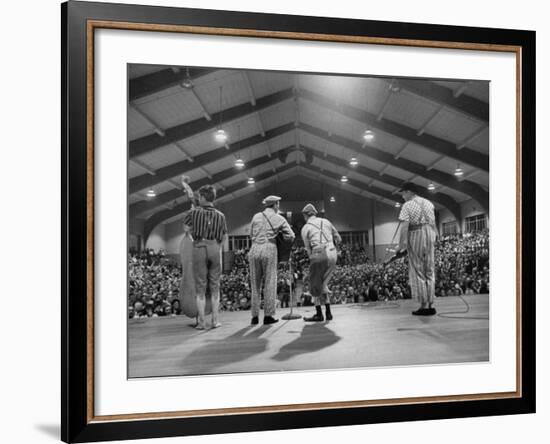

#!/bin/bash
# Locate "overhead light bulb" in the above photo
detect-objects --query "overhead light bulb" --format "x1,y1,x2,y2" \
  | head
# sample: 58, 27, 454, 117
235, 157, 245, 168
146, 188, 156, 198
349, 157, 358, 166
340, 175, 348, 183
247, 177, 255, 185
181, 68, 193, 89
428, 182, 436, 191
214, 128, 228, 143
454, 165, 464, 177
363, 129, 374, 142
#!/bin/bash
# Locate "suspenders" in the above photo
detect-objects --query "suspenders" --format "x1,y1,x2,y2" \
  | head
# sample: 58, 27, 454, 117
306, 220, 330, 244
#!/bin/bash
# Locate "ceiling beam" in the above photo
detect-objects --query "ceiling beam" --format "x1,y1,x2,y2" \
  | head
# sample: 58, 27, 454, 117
299, 169, 393, 207
393, 79, 489, 123
129, 87, 294, 159
457, 125, 487, 150
298, 121, 488, 211
302, 144, 461, 221
129, 122, 295, 194
129, 67, 215, 102
130, 104, 165, 137
188, 88, 212, 121
302, 163, 398, 203
130, 158, 156, 176
143, 162, 296, 241
131, 147, 292, 217
298, 88, 489, 172
173, 141, 194, 162
242, 72, 256, 106
394, 141, 409, 159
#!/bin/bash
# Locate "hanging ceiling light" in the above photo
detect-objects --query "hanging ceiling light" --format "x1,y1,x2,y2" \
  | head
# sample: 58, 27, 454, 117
247, 177, 255, 185
146, 188, 156, 198
349, 157, 359, 167
454, 164, 464, 177
214, 128, 228, 143
234, 125, 244, 168
363, 129, 375, 142
214, 85, 228, 144
395, 202, 401, 208
181, 68, 193, 89
428, 182, 436, 191
330, 196, 336, 203
340, 175, 348, 183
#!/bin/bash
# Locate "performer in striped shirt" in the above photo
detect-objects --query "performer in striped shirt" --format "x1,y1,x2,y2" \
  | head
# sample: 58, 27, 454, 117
397, 182, 437, 316
183, 185, 228, 329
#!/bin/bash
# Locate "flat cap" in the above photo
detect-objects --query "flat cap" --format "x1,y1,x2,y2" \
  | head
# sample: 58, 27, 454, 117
262, 195, 282, 206
301, 203, 318, 215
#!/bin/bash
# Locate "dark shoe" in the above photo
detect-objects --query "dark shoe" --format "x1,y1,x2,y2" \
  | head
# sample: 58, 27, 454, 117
251, 316, 259, 325
263, 316, 279, 325
325, 304, 333, 321
412, 308, 430, 316
426, 307, 436, 315
304, 314, 325, 322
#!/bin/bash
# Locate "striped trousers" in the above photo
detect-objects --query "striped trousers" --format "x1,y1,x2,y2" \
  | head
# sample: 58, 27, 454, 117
248, 242, 278, 317
407, 225, 436, 305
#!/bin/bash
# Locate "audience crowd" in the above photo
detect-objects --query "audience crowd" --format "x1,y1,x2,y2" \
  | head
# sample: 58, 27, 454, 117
128, 230, 490, 318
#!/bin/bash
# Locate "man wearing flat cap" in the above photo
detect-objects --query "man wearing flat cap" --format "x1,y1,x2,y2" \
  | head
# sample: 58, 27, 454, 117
248, 195, 295, 325
301, 203, 341, 322
397, 182, 437, 316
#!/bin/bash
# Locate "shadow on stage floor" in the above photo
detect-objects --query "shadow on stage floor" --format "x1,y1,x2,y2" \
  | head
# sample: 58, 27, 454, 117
128, 295, 489, 378
182, 325, 270, 373
272, 323, 341, 362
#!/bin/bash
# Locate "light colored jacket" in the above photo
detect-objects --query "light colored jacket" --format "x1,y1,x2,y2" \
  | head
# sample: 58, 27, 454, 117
249, 208, 295, 245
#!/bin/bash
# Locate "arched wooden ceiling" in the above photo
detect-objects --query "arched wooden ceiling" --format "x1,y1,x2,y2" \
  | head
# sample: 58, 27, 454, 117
127, 65, 489, 240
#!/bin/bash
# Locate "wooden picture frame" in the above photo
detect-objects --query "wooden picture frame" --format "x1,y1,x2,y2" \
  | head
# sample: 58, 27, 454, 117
62, 1, 536, 442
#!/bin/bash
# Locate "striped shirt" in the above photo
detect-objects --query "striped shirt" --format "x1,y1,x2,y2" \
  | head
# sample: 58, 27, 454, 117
183, 204, 227, 242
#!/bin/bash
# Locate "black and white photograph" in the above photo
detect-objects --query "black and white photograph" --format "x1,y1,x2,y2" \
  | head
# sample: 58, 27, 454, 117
127, 65, 490, 378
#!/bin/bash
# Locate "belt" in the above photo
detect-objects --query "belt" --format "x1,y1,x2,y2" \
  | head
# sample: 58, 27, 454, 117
312, 243, 335, 251
409, 224, 428, 231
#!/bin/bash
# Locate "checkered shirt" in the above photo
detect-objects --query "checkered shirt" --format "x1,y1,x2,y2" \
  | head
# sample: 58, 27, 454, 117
398, 196, 435, 225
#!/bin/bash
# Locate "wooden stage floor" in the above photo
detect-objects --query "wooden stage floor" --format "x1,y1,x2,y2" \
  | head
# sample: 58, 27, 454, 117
128, 294, 489, 378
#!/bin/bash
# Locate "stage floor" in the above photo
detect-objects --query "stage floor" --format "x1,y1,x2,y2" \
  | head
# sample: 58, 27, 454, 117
128, 294, 489, 378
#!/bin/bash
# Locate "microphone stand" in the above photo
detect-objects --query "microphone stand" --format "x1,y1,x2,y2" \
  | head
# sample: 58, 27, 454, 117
282, 255, 301, 320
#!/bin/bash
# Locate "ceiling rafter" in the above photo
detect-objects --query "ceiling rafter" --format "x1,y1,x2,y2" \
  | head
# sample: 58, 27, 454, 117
129, 67, 215, 102
298, 88, 489, 172
392, 79, 489, 123
129, 87, 294, 159
143, 163, 296, 241
143, 161, 410, 242
131, 118, 486, 210
299, 121, 488, 210
130, 158, 156, 176
302, 144, 461, 221
130, 103, 165, 137
188, 88, 212, 121
131, 146, 294, 217
129, 122, 295, 194
299, 168, 393, 207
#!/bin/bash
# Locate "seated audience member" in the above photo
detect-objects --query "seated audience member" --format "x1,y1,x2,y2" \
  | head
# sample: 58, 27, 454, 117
127, 230, 489, 316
